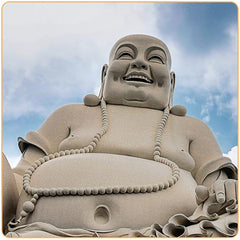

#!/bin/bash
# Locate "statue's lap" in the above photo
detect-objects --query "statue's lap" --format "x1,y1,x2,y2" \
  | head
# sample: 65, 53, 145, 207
16, 153, 198, 230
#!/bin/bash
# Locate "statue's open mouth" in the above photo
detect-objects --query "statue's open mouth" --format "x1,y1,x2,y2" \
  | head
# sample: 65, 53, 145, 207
123, 74, 153, 84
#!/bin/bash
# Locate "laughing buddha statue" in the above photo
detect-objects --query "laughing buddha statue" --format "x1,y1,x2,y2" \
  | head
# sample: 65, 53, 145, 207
3, 34, 238, 237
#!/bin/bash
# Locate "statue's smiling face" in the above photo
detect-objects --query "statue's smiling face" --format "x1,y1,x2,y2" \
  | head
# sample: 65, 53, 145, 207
103, 35, 174, 110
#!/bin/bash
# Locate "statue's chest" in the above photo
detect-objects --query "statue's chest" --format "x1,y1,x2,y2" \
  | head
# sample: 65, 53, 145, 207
58, 106, 195, 171
96, 110, 159, 159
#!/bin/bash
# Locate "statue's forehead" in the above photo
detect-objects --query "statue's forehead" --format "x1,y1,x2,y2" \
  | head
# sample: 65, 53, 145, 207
117, 36, 167, 48
109, 35, 171, 66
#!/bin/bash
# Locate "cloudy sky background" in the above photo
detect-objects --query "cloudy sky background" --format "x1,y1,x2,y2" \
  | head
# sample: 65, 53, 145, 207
2, 2, 238, 167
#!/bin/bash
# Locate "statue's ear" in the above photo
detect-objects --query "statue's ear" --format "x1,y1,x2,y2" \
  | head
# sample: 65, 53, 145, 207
99, 64, 108, 99
169, 71, 175, 108
169, 72, 187, 116
101, 64, 108, 83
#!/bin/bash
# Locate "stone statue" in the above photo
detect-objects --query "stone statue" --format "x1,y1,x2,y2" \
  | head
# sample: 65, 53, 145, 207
3, 34, 237, 237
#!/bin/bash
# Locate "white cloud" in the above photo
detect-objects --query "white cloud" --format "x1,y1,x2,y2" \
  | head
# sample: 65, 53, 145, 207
3, 3, 160, 119
223, 146, 238, 167
200, 96, 214, 123
170, 24, 237, 120
202, 115, 210, 123
201, 96, 214, 115
184, 96, 196, 105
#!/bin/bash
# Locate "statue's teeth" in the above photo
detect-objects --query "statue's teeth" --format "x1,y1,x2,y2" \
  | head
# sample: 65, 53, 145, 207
125, 74, 152, 83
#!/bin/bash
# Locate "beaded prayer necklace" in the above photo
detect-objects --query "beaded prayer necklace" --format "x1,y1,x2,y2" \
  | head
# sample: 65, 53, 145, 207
12, 99, 180, 225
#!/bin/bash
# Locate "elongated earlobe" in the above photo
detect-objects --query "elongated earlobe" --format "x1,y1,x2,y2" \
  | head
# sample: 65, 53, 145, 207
99, 64, 108, 99
168, 71, 175, 108
169, 71, 187, 116
84, 64, 108, 107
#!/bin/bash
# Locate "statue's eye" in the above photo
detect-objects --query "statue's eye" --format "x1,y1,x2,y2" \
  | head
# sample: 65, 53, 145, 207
148, 55, 164, 64
147, 48, 166, 64
117, 52, 134, 60
115, 46, 135, 60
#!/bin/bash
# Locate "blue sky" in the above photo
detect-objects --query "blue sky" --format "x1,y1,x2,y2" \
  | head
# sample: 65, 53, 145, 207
2, 2, 238, 167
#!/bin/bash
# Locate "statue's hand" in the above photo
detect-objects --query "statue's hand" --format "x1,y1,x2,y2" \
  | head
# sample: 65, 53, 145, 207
195, 179, 237, 205
212, 179, 238, 204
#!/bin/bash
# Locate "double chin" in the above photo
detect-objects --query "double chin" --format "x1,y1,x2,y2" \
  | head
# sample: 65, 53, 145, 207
124, 89, 148, 102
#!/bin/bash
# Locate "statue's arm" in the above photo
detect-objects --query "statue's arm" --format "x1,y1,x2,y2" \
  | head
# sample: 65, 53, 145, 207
189, 118, 237, 204
189, 118, 237, 183
2, 153, 19, 233
13, 104, 74, 193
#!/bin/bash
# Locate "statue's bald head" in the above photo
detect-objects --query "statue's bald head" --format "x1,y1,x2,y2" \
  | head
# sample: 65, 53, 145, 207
109, 34, 172, 70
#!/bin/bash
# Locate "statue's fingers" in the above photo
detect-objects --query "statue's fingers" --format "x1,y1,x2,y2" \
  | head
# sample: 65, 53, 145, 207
224, 179, 237, 202
213, 180, 225, 203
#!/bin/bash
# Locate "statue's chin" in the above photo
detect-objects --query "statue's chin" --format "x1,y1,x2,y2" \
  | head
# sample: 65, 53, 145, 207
122, 98, 149, 108
121, 99, 166, 111
103, 83, 168, 110
16, 153, 198, 230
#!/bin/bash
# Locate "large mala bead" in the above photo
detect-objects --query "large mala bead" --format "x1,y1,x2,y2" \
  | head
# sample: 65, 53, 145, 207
84, 94, 100, 106
20, 200, 35, 218
170, 105, 187, 116
22, 201, 35, 213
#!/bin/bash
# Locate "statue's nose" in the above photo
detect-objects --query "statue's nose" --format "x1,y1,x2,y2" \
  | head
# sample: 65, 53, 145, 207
131, 58, 148, 70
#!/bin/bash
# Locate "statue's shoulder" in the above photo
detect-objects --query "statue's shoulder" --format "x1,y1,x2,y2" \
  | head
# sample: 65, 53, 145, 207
51, 103, 87, 113
38, 103, 99, 147
40, 103, 98, 129
47, 103, 97, 118
180, 114, 213, 137
185, 115, 209, 126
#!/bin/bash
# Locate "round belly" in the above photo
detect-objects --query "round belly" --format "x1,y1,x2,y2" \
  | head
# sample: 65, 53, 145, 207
16, 153, 198, 230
